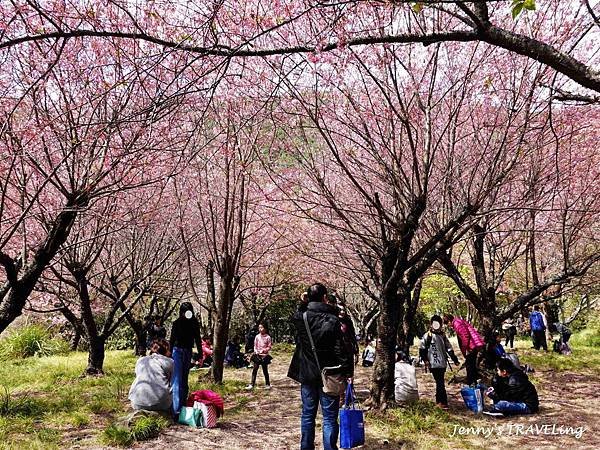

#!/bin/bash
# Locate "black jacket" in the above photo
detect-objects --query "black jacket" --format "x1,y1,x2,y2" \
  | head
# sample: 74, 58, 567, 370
492, 369, 539, 412
169, 303, 201, 351
287, 302, 352, 385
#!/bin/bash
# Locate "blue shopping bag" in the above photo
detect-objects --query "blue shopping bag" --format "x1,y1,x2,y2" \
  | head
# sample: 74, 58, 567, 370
339, 383, 365, 449
460, 386, 483, 413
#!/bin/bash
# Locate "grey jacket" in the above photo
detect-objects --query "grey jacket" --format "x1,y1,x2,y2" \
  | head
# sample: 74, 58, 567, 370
419, 331, 454, 369
128, 353, 174, 411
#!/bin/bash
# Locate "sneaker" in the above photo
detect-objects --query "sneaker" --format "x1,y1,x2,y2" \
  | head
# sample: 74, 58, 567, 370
245, 384, 254, 390
264, 385, 272, 390
483, 410, 504, 417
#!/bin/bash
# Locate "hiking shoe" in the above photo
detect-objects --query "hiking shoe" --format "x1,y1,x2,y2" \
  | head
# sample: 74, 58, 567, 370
436, 403, 449, 411
245, 384, 254, 390
264, 385, 272, 390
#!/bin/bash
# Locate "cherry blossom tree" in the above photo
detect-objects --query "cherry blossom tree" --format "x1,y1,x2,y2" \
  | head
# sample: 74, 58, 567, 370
0, 1, 598, 96
0, 21, 210, 335
438, 102, 600, 343
263, 38, 555, 406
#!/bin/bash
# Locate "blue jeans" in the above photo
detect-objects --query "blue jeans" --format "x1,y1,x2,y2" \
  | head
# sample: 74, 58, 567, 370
493, 400, 531, 414
300, 384, 340, 450
172, 347, 192, 415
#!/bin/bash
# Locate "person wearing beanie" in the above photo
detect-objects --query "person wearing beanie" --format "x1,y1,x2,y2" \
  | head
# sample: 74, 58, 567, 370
420, 315, 459, 410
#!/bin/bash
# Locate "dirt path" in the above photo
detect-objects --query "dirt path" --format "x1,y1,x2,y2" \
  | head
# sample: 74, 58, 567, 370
133, 354, 600, 450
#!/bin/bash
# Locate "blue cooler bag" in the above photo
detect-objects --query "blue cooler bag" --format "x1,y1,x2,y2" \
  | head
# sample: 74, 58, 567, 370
339, 383, 365, 449
460, 386, 483, 413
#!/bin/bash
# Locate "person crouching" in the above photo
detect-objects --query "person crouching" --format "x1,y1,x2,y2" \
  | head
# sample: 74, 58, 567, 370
394, 350, 418, 403
128, 339, 173, 412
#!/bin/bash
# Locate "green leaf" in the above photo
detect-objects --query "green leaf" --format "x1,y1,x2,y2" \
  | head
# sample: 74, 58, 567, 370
523, 0, 536, 11
412, 2, 424, 14
512, 3, 524, 19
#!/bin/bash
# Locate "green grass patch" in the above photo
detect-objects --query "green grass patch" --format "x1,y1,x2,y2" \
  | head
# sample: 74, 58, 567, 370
226, 395, 251, 416
0, 350, 137, 448
570, 322, 600, 347
0, 349, 253, 448
101, 415, 169, 447
130, 415, 170, 441
271, 342, 295, 355
101, 423, 133, 447
518, 346, 600, 374
0, 324, 68, 360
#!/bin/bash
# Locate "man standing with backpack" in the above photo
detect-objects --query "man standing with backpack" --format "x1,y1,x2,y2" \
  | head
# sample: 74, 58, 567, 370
529, 305, 547, 351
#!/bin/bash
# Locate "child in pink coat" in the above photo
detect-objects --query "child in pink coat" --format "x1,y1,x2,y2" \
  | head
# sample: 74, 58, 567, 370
246, 323, 272, 390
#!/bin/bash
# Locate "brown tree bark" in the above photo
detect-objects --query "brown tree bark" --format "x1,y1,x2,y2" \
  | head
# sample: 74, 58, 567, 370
0, 195, 87, 334
211, 273, 235, 383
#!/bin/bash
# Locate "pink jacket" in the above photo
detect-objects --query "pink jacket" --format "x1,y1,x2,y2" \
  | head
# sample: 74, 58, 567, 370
254, 333, 272, 355
451, 317, 485, 356
202, 340, 213, 359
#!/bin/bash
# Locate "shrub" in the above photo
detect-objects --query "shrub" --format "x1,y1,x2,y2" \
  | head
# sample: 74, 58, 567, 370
105, 324, 136, 351
0, 325, 69, 360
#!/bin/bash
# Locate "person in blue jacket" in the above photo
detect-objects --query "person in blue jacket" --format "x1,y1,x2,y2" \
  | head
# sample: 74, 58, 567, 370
529, 305, 547, 351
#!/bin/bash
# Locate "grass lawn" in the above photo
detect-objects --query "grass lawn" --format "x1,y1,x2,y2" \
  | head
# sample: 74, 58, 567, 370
0, 350, 247, 449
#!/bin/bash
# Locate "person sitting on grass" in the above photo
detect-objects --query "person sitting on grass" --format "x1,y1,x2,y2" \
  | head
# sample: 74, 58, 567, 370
394, 350, 419, 403
128, 339, 173, 413
485, 358, 539, 416
225, 339, 246, 368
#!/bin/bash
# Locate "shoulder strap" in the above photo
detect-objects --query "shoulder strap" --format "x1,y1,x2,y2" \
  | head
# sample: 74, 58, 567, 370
424, 331, 433, 348
303, 311, 322, 372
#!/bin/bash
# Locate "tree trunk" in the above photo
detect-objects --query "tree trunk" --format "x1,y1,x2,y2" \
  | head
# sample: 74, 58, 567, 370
70, 328, 82, 351
211, 275, 234, 383
206, 261, 216, 333
85, 335, 106, 375
74, 264, 105, 375
398, 280, 422, 354
369, 286, 403, 408
0, 285, 28, 334
133, 328, 147, 356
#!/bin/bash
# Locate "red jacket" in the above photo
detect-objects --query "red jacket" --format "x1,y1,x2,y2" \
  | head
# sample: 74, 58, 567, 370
451, 317, 484, 356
